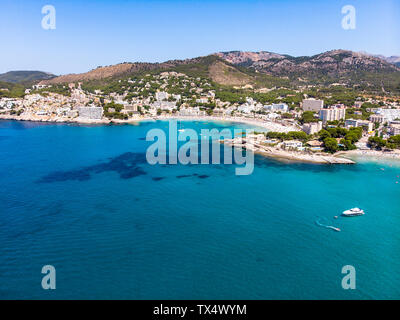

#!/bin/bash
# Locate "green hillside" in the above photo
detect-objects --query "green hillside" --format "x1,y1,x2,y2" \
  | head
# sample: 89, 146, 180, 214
0, 71, 55, 83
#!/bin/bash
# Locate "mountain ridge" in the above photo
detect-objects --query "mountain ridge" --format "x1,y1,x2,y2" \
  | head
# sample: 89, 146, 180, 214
30, 49, 400, 94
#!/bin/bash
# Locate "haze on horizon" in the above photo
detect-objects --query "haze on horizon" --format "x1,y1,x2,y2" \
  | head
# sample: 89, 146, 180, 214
0, 0, 399, 75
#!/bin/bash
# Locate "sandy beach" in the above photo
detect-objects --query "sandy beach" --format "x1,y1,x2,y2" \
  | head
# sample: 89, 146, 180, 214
156, 115, 300, 133
338, 149, 400, 162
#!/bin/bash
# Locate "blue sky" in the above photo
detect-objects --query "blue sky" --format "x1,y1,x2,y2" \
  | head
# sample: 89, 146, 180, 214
0, 0, 399, 75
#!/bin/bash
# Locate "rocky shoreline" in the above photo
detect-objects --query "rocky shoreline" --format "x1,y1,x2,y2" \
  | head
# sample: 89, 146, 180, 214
222, 139, 355, 165
256, 148, 355, 164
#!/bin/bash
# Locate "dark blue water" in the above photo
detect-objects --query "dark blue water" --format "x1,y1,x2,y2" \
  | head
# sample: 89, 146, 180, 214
0, 120, 399, 299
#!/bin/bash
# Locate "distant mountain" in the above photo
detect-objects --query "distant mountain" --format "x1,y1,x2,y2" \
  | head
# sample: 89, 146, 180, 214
216, 50, 399, 77
381, 57, 400, 68
0, 71, 56, 83
359, 52, 400, 67
382, 56, 400, 65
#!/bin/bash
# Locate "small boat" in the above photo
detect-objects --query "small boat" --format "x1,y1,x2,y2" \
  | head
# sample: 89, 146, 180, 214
342, 208, 365, 217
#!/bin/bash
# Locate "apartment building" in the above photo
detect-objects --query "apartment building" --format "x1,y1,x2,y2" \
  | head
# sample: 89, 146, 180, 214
302, 99, 324, 112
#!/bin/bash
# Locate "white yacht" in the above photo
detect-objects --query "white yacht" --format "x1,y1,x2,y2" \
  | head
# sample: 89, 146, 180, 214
342, 208, 365, 217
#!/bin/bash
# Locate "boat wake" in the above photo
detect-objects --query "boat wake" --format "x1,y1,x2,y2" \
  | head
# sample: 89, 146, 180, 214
315, 218, 341, 232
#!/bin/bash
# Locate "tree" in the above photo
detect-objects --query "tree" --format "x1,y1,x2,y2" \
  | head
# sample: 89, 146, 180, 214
345, 132, 359, 144
388, 135, 400, 148
386, 143, 396, 150
326, 127, 338, 138
348, 127, 362, 140
368, 136, 386, 150
286, 131, 309, 142
318, 129, 331, 141
323, 138, 339, 153
282, 112, 294, 119
340, 139, 356, 150
300, 111, 318, 124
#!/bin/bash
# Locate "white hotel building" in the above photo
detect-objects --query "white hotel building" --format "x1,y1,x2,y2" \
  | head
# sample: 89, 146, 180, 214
263, 103, 289, 113
319, 106, 346, 122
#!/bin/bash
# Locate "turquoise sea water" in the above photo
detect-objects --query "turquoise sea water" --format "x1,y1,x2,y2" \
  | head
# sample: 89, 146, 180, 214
0, 119, 399, 300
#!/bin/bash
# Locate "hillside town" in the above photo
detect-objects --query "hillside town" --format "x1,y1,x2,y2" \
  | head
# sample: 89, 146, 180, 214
1, 70, 400, 162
